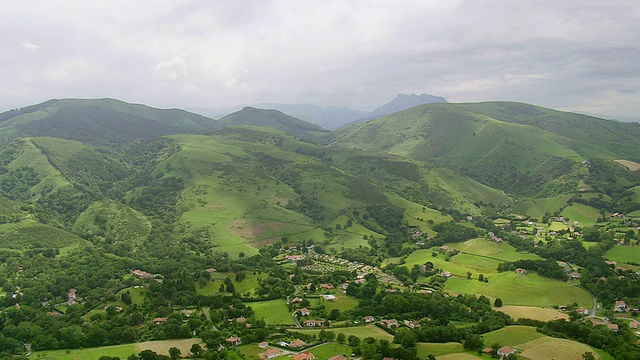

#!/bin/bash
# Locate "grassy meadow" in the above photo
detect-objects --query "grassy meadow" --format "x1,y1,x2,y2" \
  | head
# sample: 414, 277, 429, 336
448, 238, 539, 262
250, 299, 293, 325
604, 245, 640, 264
495, 306, 568, 321
31, 339, 205, 360
293, 325, 394, 341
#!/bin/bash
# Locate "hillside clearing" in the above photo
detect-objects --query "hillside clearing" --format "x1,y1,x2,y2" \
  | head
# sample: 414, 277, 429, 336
495, 306, 568, 321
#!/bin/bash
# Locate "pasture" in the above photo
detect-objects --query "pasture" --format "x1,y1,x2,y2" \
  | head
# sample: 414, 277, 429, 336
512, 195, 571, 219
309, 343, 353, 359
604, 245, 640, 264
30, 339, 204, 360
482, 325, 544, 347
561, 203, 601, 227
416, 342, 465, 357
293, 325, 393, 341
403, 250, 499, 277
250, 299, 294, 325
197, 272, 262, 297
519, 337, 603, 360
495, 306, 568, 321
322, 293, 360, 313
444, 273, 592, 307
448, 238, 539, 262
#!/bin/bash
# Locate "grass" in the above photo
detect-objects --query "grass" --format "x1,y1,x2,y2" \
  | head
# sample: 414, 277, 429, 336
604, 245, 640, 264
512, 195, 572, 219
448, 238, 539, 262
561, 203, 601, 227
250, 299, 294, 325
322, 293, 360, 313
416, 342, 465, 357
197, 272, 262, 297
403, 249, 501, 277
519, 337, 604, 360
614, 159, 640, 171
481, 325, 545, 347
0, 220, 88, 251
444, 272, 592, 308
30, 339, 204, 360
437, 353, 482, 360
308, 343, 353, 360
293, 325, 393, 341
494, 306, 568, 321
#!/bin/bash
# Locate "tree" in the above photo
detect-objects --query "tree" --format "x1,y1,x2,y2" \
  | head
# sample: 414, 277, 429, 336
190, 343, 203, 357
169, 347, 181, 359
337, 333, 346, 344
463, 334, 484, 352
582, 352, 595, 360
121, 290, 132, 305
467, 271, 472, 279
348, 335, 361, 347
478, 274, 485, 282
494, 298, 503, 307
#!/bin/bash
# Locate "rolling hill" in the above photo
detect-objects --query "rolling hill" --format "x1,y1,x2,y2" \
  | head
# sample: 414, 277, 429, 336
331, 101, 640, 196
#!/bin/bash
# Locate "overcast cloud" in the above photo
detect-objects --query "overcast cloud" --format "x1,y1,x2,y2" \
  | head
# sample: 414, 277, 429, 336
1, 0, 639, 120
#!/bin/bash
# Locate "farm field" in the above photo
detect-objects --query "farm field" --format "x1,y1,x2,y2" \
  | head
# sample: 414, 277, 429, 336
482, 325, 545, 347
293, 325, 394, 341
322, 293, 360, 313
437, 354, 481, 360
403, 250, 499, 277
561, 203, 601, 227
519, 337, 604, 360
416, 342, 465, 357
512, 195, 572, 219
197, 272, 262, 297
448, 238, 539, 262
31, 339, 204, 360
604, 245, 640, 264
309, 343, 353, 359
444, 273, 592, 307
250, 299, 294, 325
495, 305, 568, 321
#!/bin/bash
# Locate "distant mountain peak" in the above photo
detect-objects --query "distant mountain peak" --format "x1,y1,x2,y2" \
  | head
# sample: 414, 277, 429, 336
370, 93, 448, 117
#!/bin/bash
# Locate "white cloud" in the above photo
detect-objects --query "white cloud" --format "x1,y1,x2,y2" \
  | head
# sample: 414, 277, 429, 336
20, 42, 40, 52
154, 56, 188, 80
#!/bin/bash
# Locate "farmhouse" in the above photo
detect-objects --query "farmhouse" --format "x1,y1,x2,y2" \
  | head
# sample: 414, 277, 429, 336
153, 317, 167, 325
380, 319, 399, 329
615, 300, 628, 312
404, 320, 421, 328
258, 342, 269, 349
514, 268, 527, 275
291, 297, 303, 303
304, 319, 325, 327
631, 322, 639, 329
226, 337, 241, 346
300, 308, 310, 316
265, 348, 281, 359
132, 269, 153, 278
323, 294, 337, 301
320, 283, 334, 290
497, 346, 517, 357
290, 339, 306, 348
286, 255, 305, 262
607, 324, 619, 331
293, 352, 315, 360
441, 271, 452, 278
363, 315, 375, 323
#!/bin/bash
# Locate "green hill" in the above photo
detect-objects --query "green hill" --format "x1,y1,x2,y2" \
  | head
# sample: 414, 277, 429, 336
0, 98, 219, 144
331, 102, 640, 196
219, 107, 330, 140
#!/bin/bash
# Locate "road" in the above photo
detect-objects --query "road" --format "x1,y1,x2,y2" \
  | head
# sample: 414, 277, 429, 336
203, 307, 219, 331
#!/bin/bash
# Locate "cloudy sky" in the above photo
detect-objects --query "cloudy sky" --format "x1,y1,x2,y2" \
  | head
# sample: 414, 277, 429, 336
2, 0, 639, 120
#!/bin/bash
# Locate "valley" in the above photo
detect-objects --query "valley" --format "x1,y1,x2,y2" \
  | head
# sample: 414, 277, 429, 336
1, 98, 640, 359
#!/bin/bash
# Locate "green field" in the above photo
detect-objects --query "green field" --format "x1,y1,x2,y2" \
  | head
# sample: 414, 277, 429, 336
250, 299, 294, 325
416, 342, 465, 357
31, 339, 204, 360
449, 238, 539, 262
519, 337, 604, 360
444, 272, 592, 307
482, 325, 545, 347
512, 195, 572, 219
322, 293, 360, 313
294, 325, 393, 341
308, 343, 353, 360
604, 245, 640, 264
561, 203, 601, 227
403, 250, 500, 277
197, 272, 262, 297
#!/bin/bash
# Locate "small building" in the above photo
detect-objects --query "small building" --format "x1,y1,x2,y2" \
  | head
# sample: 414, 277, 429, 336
323, 294, 336, 301
404, 320, 421, 328
303, 319, 325, 327
515, 268, 527, 275
290, 339, 306, 348
320, 283, 334, 290
498, 346, 517, 357
206, 268, 217, 273
132, 269, 153, 278
615, 300, 628, 312
577, 307, 589, 315
630, 322, 639, 329
482, 348, 493, 355
153, 317, 167, 325
258, 342, 269, 349
291, 297, 303, 303
181, 309, 193, 317
225, 337, 241, 346
300, 308, 310, 316
380, 319, 399, 329
265, 348, 281, 359
441, 271, 452, 278
363, 315, 375, 323
607, 324, 619, 331
293, 352, 315, 360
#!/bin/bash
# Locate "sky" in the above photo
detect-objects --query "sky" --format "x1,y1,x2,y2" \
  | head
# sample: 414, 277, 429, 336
1, 0, 639, 121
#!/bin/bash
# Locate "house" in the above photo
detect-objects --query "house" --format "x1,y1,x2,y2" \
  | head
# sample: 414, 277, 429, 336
440, 245, 450, 251
67, 288, 77, 305
300, 308, 311, 316
286, 255, 305, 262
570, 272, 581, 279
515, 268, 527, 275
320, 283, 334, 290
363, 316, 375, 323
225, 337, 241, 346
293, 352, 315, 360
47, 311, 62, 317
290, 339, 306, 348
291, 297, 303, 303
380, 319, 399, 329
258, 342, 269, 349
206, 268, 217, 273
181, 309, 193, 317
441, 271, 452, 278
323, 294, 337, 301
236, 316, 246, 324
304, 319, 325, 327
404, 320, 421, 328
630, 322, 639, 329
132, 269, 153, 278
265, 348, 281, 359
153, 317, 167, 325
497, 346, 517, 357
577, 307, 589, 315
607, 324, 619, 331
482, 348, 493, 355
615, 300, 628, 312
328, 356, 347, 360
